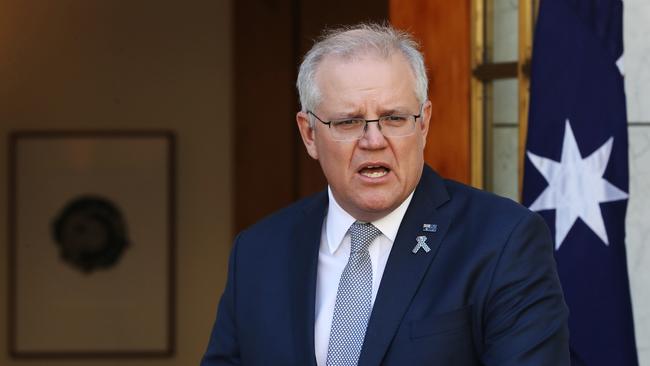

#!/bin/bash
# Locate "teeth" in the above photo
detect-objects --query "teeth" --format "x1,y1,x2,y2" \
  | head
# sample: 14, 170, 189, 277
361, 170, 388, 178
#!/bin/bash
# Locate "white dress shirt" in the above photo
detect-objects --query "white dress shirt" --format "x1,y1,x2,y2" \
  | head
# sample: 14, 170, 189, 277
314, 187, 414, 366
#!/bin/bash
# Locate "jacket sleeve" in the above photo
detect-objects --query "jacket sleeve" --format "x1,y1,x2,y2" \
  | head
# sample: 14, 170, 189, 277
480, 211, 571, 365
200, 234, 241, 366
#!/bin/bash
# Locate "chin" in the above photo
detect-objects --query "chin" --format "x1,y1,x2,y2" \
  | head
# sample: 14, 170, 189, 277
355, 196, 398, 219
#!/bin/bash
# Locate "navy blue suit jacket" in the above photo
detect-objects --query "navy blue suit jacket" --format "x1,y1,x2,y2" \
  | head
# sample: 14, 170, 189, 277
202, 165, 570, 365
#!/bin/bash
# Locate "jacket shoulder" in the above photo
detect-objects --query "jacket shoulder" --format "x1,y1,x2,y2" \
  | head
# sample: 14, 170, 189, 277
442, 179, 542, 225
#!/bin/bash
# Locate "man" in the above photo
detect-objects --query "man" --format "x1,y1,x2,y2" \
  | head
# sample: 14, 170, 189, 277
202, 23, 570, 365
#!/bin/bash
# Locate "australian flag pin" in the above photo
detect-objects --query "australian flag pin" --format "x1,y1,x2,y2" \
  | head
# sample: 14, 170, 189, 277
412, 236, 431, 254
422, 224, 438, 232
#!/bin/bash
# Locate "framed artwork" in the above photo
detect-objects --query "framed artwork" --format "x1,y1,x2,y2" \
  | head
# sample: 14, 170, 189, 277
7, 130, 176, 358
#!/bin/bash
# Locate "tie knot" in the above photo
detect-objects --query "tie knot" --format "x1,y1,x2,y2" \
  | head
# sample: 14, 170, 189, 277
349, 222, 381, 253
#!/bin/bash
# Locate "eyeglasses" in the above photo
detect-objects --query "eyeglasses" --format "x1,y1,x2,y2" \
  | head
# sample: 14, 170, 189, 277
307, 107, 422, 142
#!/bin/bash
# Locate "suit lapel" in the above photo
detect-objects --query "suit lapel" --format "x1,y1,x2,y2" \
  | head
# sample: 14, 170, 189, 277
359, 166, 452, 366
288, 191, 327, 366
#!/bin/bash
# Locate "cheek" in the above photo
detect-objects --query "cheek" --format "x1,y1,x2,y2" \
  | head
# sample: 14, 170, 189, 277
396, 138, 425, 164
316, 142, 353, 176
392, 140, 425, 186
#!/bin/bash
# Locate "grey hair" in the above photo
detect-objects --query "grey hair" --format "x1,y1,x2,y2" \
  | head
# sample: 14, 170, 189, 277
296, 23, 428, 120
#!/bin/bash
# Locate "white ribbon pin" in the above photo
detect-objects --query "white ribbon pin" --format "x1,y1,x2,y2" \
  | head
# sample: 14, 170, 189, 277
412, 235, 431, 254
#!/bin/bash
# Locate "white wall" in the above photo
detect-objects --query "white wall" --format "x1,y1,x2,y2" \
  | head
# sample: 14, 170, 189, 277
624, 0, 650, 364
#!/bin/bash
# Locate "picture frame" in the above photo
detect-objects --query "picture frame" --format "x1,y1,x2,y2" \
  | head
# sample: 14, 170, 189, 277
7, 130, 176, 359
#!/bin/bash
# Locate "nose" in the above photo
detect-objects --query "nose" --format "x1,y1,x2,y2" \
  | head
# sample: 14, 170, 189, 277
358, 121, 387, 149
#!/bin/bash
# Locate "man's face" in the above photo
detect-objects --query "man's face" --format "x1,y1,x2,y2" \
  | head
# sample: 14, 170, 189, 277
297, 53, 431, 222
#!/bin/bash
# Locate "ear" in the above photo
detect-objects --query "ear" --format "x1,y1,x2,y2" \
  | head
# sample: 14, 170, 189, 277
419, 100, 432, 148
296, 111, 319, 160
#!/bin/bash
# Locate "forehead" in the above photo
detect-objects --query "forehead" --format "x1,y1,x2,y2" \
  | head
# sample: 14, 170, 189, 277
314, 52, 418, 111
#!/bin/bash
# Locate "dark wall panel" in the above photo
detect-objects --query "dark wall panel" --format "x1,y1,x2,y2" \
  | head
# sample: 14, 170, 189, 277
295, 0, 390, 197
234, 0, 388, 232
234, 0, 298, 233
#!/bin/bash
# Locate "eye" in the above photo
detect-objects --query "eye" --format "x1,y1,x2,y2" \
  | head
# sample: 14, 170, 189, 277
331, 119, 364, 129
381, 115, 409, 127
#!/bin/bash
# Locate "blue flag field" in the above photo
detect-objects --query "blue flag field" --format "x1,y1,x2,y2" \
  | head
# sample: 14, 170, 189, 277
522, 0, 638, 364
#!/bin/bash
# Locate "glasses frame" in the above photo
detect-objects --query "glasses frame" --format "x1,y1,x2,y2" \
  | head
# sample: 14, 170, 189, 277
307, 106, 423, 141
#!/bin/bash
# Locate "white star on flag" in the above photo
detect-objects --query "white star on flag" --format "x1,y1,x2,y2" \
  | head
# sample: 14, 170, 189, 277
526, 119, 628, 250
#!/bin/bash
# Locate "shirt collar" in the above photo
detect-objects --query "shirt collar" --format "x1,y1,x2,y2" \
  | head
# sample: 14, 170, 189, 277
325, 186, 415, 254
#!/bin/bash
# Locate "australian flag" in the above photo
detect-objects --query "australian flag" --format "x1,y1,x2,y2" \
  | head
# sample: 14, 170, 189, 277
522, 0, 638, 365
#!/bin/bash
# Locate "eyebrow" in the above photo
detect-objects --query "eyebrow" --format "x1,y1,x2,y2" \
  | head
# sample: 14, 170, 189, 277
377, 106, 415, 116
330, 110, 365, 119
378, 108, 405, 116
332, 106, 415, 119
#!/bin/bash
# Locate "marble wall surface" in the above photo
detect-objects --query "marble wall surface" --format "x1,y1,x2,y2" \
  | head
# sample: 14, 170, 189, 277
491, 78, 519, 200
625, 0, 650, 122
625, 0, 650, 363
628, 127, 650, 364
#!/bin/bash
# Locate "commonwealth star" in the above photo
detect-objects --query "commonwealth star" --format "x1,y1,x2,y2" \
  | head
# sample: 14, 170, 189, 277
526, 119, 628, 250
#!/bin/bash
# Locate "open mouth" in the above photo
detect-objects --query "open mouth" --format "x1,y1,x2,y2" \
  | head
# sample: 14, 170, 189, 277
359, 165, 390, 178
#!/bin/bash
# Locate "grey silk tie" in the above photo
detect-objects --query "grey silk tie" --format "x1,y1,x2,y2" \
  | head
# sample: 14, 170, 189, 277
326, 222, 382, 366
